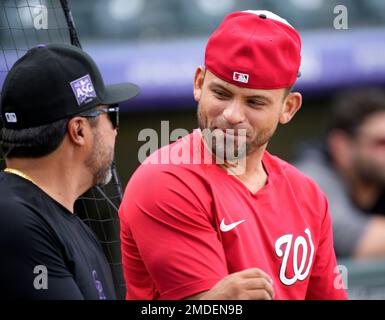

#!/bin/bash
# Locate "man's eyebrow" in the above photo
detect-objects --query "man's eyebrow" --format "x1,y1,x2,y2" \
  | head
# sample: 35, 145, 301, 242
246, 94, 272, 103
209, 81, 273, 103
209, 82, 232, 94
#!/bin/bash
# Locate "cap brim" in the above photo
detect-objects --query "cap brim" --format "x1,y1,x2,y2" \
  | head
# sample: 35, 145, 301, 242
101, 83, 140, 105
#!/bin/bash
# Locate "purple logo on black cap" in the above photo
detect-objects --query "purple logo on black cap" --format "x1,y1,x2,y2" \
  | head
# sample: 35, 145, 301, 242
70, 74, 97, 106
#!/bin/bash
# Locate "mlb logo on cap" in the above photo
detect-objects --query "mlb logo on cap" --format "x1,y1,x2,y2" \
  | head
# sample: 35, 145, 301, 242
4, 112, 17, 123
70, 74, 97, 106
233, 72, 249, 84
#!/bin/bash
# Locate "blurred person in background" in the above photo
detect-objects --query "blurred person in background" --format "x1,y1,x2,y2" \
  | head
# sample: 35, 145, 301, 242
296, 88, 385, 259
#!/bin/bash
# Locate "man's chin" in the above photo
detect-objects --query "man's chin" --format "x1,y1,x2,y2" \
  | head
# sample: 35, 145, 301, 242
211, 144, 248, 162
96, 167, 113, 187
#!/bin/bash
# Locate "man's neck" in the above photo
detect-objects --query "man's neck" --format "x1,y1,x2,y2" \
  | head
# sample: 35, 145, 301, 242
221, 146, 268, 194
5, 157, 91, 213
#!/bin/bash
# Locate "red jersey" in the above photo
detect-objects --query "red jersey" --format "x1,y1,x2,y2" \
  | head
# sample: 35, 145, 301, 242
119, 130, 348, 300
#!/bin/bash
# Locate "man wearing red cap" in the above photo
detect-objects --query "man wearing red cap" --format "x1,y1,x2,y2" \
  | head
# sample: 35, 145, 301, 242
119, 10, 348, 300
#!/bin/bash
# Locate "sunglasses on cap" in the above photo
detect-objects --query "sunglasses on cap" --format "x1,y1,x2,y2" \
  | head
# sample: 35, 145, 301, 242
79, 105, 119, 129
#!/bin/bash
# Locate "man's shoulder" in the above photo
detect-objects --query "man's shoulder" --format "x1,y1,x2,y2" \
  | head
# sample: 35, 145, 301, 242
0, 196, 30, 229
266, 153, 331, 227
0, 182, 47, 253
121, 132, 214, 216
0, 174, 33, 217
266, 152, 318, 185
0, 173, 56, 233
133, 131, 209, 183
266, 152, 327, 202
126, 157, 211, 203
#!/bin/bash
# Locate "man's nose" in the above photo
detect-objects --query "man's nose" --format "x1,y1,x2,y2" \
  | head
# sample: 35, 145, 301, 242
222, 100, 245, 125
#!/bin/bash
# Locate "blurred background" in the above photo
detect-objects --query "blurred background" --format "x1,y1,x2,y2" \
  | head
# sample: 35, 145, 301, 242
2, 0, 385, 299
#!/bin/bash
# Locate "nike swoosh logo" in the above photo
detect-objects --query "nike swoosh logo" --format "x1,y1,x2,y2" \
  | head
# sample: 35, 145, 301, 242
220, 218, 246, 232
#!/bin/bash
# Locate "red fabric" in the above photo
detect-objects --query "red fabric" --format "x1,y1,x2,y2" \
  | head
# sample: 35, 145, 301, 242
205, 11, 301, 89
119, 130, 348, 300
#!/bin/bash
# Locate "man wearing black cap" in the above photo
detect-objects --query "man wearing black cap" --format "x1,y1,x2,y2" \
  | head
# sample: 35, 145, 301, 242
0, 43, 139, 299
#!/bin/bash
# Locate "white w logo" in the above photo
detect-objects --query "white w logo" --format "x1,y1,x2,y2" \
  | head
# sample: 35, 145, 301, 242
275, 228, 315, 286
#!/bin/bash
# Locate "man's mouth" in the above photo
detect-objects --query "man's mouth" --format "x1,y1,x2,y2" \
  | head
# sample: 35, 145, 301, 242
213, 127, 249, 138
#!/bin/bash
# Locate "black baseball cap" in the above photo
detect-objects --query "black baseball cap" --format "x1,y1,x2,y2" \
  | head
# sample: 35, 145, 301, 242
0, 43, 140, 129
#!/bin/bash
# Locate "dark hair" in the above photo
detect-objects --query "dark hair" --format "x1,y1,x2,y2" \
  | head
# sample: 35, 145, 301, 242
1, 114, 98, 159
329, 88, 385, 136
1, 118, 68, 158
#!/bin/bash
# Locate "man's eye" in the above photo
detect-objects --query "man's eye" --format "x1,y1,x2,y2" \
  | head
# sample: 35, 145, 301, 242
213, 90, 228, 98
248, 100, 265, 108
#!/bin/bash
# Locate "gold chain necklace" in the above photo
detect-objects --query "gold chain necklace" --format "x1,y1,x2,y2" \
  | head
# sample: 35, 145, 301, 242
4, 168, 37, 185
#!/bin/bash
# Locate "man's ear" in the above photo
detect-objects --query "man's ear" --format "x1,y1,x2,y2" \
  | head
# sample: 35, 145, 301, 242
66, 117, 89, 146
327, 129, 354, 166
279, 91, 302, 124
193, 66, 206, 102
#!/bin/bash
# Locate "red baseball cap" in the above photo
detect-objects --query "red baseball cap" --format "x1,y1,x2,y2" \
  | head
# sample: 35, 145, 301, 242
205, 10, 301, 89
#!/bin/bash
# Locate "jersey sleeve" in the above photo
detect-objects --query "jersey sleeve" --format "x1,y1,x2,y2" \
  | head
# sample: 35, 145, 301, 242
305, 196, 349, 300
119, 164, 228, 300
0, 201, 84, 300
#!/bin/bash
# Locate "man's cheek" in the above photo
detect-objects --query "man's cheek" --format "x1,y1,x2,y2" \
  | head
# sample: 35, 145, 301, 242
207, 105, 225, 123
